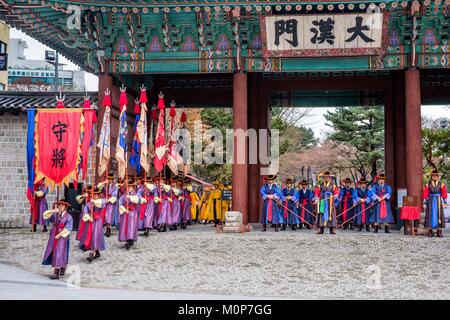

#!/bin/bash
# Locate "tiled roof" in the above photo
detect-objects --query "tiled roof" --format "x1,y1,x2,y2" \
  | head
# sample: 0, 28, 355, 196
0, 91, 98, 112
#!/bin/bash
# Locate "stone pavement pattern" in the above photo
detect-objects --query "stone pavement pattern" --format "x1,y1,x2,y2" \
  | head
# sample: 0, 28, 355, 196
0, 225, 450, 299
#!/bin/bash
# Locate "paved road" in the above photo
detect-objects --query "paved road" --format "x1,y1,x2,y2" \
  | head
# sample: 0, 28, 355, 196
1, 224, 450, 299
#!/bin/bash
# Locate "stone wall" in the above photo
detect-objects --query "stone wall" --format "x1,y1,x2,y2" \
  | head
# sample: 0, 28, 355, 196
0, 113, 97, 227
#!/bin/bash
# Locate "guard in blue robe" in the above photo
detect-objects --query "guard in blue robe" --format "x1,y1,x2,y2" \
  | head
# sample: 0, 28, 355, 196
295, 179, 315, 229
314, 171, 340, 234
352, 178, 373, 232
339, 178, 355, 230
281, 179, 299, 230
260, 175, 282, 232
371, 174, 394, 233
423, 169, 448, 238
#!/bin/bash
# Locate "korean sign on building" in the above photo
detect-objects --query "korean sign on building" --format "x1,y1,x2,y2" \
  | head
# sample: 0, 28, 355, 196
261, 13, 389, 57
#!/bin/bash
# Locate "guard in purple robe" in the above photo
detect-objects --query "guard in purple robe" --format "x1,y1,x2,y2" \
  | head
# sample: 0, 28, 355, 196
170, 177, 182, 231
139, 177, 159, 236
423, 169, 448, 238
260, 175, 282, 232
181, 178, 192, 229
157, 178, 172, 232
75, 186, 92, 241
42, 199, 73, 280
78, 188, 107, 262
352, 178, 373, 232
281, 179, 299, 230
295, 179, 315, 229
339, 178, 355, 230
371, 174, 394, 233
118, 179, 143, 249
100, 173, 119, 237
314, 171, 340, 235
30, 180, 49, 232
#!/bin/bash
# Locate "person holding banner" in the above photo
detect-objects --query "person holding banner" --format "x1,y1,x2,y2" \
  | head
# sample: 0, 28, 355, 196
42, 199, 73, 280
353, 178, 373, 232
119, 178, 144, 249
157, 178, 172, 232
30, 179, 49, 233
76, 185, 92, 241
79, 188, 107, 262
97, 173, 119, 238
281, 178, 299, 231
339, 178, 355, 230
314, 171, 340, 235
423, 169, 447, 238
371, 174, 394, 233
181, 177, 192, 229
140, 177, 159, 236
260, 175, 282, 232
295, 179, 315, 229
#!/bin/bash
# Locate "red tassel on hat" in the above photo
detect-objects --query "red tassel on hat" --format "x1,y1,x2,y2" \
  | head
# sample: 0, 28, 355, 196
181, 111, 187, 123
119, 89, 128, 106
140, 88, 148, 104
56, 100, 65, 108
134, 100, 141, 115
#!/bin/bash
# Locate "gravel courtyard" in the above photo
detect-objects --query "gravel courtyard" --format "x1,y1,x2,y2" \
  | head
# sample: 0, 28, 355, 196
1, 225, 449, 299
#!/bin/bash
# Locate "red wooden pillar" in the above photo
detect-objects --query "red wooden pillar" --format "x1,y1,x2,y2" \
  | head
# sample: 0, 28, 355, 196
384, 89, 395, 188
248, 73, 260, 223
393, 71, 407, 190
404, 69, 423, 209
232, 72, 249, 224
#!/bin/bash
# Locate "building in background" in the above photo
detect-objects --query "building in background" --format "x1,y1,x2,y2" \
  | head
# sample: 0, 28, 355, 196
7, 38, 85, 92
0, 21, 9, 90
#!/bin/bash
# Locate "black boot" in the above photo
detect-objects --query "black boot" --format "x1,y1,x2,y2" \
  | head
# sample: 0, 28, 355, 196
181, 222, 187, 230
374, 225, 379, 233
384, 225, 390, 234
291, 224, 297, 231
262, 224, 267, 232
49, 268, 60, 280
31, 224, 37, 233
143, 229, 149, 237
93, 250, 101, 260
428, 229, 433, 237
125, 242, 130, 250
366, 225, 370, 232
275, 224, 279, 232
437, 229, 443, 238
106, 226, 111, 237
358, 225, 363, 232
281, 224, 286, 231
298, 224, 303, 229
330, 227, 336, 235
42, 225, 48, 232
87, 252, 95, 262
59, 267, 66, 276
316, 227, 324, 235
349, 224, 354, 230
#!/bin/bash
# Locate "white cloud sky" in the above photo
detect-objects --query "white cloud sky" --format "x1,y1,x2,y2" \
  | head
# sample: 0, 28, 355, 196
10, 28, 450, 139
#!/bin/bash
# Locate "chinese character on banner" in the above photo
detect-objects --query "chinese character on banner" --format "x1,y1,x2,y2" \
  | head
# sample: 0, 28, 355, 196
34, 110, 84, 190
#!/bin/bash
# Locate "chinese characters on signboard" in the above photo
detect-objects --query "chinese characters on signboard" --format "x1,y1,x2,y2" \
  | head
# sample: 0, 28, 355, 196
262, 13, 388, 57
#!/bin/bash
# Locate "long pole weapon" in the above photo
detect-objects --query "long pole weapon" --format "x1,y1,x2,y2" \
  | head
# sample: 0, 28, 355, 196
275, 199, 317, 230
337, 199, 382, 229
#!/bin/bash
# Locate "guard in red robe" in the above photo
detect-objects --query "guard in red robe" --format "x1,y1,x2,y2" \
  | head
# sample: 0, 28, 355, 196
423, 169, 448, 238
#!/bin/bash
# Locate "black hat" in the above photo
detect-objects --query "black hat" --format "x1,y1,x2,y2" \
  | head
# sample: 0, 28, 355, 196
57, 199, 71, 207
300, 179, 308, 185
285, 178, 293, 184
359, 178, 368, 184
320, 171, 334, 177
377, 173, 387, 180
265, 175, 277, 181
92, 188, 101, 194
343, 178, 352, 184
107, 173, 115, 179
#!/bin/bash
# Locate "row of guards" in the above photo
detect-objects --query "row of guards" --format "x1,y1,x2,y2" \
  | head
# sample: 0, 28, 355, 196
260, 170, 448, 236
25, 85, 224, 279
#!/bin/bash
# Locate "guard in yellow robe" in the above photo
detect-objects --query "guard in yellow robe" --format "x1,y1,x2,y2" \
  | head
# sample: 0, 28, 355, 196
189, 186, 200, 223
199, 187, 212, 223
210, 181, 223, 226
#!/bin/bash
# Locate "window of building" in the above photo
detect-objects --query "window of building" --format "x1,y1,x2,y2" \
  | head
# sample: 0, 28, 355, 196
0, 83, 5, 91
0, 41, 7, 54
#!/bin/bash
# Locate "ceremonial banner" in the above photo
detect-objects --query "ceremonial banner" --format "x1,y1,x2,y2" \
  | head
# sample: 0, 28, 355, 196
116, 89, 129, 180
168, 103, 183, 175
35, 109, 84, 190
137, 88, 149, 174
261, 13, 389, 58
97, 106, 111, 177
153, 94, 167, 173
129, 111, 141, 175
26, 109, 36, 208
80, 109, 95, 180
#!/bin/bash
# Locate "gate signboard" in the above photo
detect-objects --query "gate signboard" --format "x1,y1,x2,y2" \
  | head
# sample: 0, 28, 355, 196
261, 13, 389, 58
